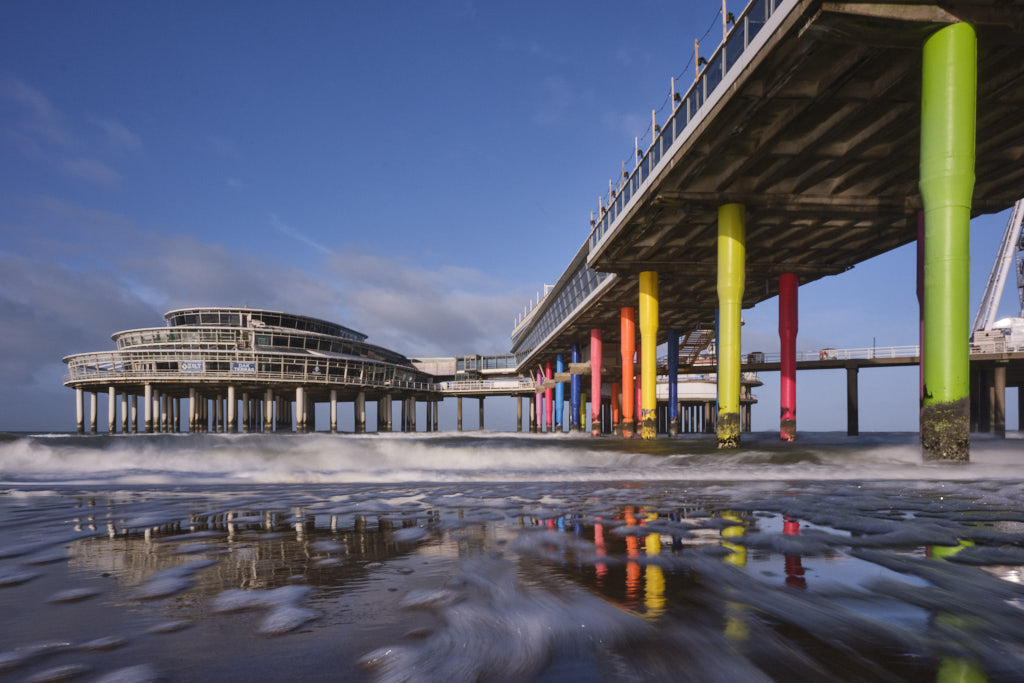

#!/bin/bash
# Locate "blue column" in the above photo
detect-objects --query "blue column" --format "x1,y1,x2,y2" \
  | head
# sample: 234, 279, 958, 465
555, 354, 565, 431
570, 344, 581, 431
667, 329, 679, 435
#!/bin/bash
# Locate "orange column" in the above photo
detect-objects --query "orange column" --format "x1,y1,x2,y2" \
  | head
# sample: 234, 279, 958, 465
620, 308, 636, 438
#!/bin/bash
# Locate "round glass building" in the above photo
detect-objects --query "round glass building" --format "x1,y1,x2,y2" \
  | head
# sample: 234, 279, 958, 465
63, 307, 439, 433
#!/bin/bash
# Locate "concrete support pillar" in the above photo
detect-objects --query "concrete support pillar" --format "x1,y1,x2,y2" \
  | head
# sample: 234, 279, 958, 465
213, 395, 222, 433
433, 400, 439, 431
75, 387, 84, 434
88, 391, 97, 434
779, 272, 799, 441
242, 392, 250, 433
296, 387, 306, 432
107, 386, 116, 434
515, 395, 523, 432
847, 363, 859, 437
355, 391, 366, 434
227, 386, 236, 432
717, 203, 745, 448
611, 381, 621, 435
993, 362, 1007, 438
478, 397, 485, 431
529, 394, 537, 433
555, 355, 565, 431
130, 394, 138, 433
188, 388, 196, 432
457, 397, 463, 431
330, 389, 338, 433
920, 22, 976, 462
570, 345, 581, 431
410, 397, 417, 432
174, 397, 180, 432
639, 271, 659, 440
545, 362, 553, 433
143, 384, 152, 433
120, 392, 128, 433
264, 389, 274, 433
620, 308, 636, 438
590, 329, 603, 436
666, 329, 679, 436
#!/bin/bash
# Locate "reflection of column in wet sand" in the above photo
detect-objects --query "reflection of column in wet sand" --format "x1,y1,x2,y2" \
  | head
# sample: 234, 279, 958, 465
593, 517, 607, 585
643, 511, 665, 620
624, 507, 641, 607
720, 510, 749, 642
928, 538, 985, 680
783, 516, 806, 589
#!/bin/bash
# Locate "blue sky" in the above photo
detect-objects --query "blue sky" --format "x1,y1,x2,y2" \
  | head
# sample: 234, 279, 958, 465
1, 1, 1019, 432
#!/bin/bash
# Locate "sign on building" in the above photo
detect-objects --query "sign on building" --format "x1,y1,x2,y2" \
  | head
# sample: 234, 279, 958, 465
232, 361, 257, 374
179, 360, 205, 373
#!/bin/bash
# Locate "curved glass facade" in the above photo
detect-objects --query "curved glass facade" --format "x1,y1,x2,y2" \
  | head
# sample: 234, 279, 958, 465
66, 308, 433, 393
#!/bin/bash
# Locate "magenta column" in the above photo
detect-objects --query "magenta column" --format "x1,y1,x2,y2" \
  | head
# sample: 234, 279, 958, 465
545, 362, 554, 433
536, 371, 544, 432
590, 329, 603, 436
779, 273, 798, 441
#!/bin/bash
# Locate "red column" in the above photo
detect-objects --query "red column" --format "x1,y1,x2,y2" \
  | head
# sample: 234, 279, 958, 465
590, 329, 603, 436
779, 273, 798, 441
545, 362, 553, 432
620, 308, 636, 438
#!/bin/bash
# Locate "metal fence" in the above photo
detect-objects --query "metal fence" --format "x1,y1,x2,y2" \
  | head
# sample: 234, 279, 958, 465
64, 350, 439, 393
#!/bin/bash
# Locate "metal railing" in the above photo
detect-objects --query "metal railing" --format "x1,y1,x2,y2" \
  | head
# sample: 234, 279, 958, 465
588, 0, 788, 254
438, 379, 538, 394
64, 350, 440, 393
744, 345, 921, 363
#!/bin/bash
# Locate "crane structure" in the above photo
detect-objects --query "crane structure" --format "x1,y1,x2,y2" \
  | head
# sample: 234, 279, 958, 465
971, 199, 1024, 353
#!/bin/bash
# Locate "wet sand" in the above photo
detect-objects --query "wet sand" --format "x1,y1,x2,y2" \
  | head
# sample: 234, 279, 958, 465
3, 476, 1024, 681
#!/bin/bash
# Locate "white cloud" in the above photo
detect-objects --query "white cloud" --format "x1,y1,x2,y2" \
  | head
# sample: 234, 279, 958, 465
271, 215, 333, 255
60, 158, 122, 188
91, 117, 143, 152
1, 77, 73, 146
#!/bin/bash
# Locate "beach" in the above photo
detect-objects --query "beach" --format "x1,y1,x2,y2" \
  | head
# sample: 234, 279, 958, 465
2, 432, 1024, 681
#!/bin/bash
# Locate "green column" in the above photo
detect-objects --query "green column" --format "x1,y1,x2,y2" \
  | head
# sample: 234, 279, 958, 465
920, 22, 976, 462
717, 203, 745, 448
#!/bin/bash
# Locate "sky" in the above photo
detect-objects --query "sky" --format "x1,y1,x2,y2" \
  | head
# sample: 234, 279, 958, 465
1, 1, 1020, 433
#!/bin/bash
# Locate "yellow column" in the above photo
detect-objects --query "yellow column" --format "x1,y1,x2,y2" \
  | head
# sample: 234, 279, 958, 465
717, 204, 745, 448
639, 271, 659, 440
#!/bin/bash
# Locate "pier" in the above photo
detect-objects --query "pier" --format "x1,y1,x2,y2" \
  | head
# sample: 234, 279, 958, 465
506, 0, 1024, 459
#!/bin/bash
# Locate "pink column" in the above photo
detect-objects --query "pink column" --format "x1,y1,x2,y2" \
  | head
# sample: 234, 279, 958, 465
536, 371, 544, 430
590, 329, 603, 436
779, 273, 798, 441
545, 362, 554, 432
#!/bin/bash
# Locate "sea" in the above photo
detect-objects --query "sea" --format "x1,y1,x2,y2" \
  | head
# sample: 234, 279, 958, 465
1, 430, 1023, 682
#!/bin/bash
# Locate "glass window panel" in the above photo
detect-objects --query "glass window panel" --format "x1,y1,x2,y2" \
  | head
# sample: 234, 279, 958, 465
705, 54, 722, 95
725, 24, 745, 74
689, 87, 702, 118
